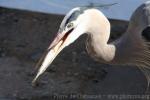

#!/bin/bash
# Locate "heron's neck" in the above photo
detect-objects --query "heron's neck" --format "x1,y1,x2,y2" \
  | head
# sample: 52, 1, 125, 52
86, 31, 116, 63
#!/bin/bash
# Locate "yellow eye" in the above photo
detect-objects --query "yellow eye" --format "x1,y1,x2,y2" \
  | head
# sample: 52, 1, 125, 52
67, 23, 73, 28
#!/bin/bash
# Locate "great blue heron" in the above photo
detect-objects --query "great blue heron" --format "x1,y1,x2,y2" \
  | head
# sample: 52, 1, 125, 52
32, 1, 150, 87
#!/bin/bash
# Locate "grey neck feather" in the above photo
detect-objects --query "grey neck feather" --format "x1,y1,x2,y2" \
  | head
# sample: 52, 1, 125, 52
86, 19, 116, 63
112, 1, 150, 65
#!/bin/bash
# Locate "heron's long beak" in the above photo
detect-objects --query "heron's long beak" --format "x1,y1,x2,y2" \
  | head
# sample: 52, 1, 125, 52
32, 29, 73, 84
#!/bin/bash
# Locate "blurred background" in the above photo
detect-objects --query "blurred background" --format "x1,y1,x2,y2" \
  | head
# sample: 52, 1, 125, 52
0, 0, 148, 100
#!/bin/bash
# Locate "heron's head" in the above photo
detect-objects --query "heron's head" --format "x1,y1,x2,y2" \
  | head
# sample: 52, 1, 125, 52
49, 7, 87, 48
32, 7, 109, 83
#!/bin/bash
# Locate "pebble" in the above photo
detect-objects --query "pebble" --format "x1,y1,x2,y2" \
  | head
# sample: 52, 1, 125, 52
1, 53, 6, 57
12, 93, 17, 97
87, 67, 92, 71
66, 71, 71, 76
3, 39, 8, 44
81, 51, 86, 55
0, 48, 6, 57
62, 80, 71, 84
92, 79, 99, 83
33, 18, 38, 22
72, 52, 77, 63
74, 72, 79, 76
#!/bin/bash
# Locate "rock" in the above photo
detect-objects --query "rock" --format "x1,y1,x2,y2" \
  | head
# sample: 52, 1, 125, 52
0, 48, 6, 57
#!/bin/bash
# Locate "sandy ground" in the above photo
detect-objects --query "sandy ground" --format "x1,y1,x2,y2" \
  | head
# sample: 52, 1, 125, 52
0, 7, 148, 100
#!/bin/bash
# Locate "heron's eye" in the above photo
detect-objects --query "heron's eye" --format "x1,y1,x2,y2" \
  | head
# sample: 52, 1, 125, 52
67, 23, 73, 28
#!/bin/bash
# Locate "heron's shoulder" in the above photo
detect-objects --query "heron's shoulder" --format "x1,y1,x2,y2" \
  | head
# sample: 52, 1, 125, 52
84, 8, 102, 13
83, 8, 105, 18
82, 8, 108, 22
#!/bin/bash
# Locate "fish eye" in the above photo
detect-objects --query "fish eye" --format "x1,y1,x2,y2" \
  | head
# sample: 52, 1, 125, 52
67, 23, 73, 28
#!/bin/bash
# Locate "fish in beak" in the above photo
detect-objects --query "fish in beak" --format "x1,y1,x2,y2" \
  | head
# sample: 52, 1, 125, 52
32, 28, 74, 84
32, 7, 86, 84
